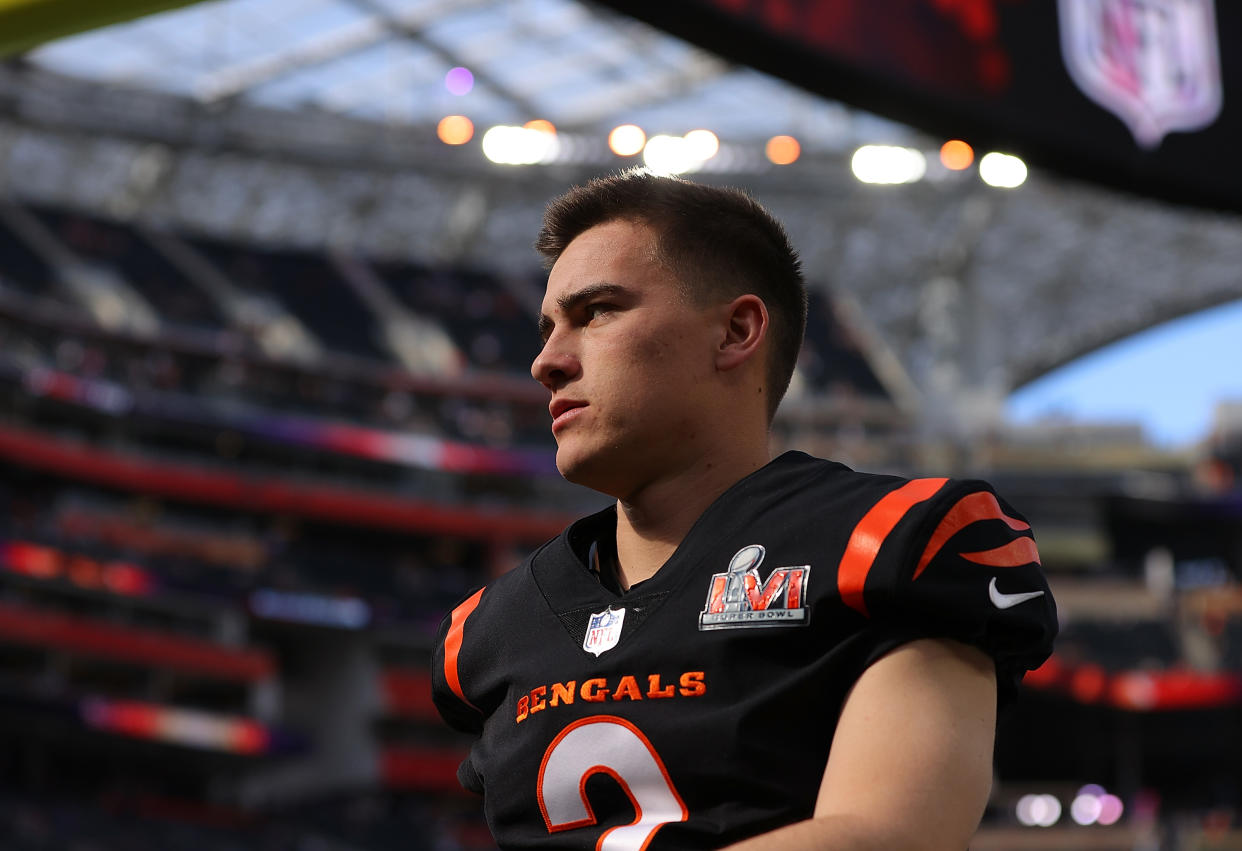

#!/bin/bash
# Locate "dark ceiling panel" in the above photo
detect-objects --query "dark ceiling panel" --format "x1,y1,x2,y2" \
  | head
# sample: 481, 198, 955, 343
597, 0, 1241, 211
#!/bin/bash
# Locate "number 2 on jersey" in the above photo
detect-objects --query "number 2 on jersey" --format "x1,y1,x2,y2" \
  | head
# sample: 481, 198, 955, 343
537, 715, 688, 851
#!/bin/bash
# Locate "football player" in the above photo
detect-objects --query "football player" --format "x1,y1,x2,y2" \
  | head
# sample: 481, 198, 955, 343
433, 171, 1057, 849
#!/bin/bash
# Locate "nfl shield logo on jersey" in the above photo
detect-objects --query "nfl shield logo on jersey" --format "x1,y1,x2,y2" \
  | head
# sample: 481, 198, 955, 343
699, 544, 810, 630
582, 607, 626, 656
1058, 0, 1223, 149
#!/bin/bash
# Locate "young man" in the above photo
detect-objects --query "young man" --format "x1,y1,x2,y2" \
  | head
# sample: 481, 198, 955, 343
433, 171, 1057, 850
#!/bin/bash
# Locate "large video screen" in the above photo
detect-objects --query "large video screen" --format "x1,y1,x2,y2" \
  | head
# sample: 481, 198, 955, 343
603, 0, 1241, 210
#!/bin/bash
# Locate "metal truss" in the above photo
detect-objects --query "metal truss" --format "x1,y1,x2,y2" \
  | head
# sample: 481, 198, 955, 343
2, 64, 1240, 435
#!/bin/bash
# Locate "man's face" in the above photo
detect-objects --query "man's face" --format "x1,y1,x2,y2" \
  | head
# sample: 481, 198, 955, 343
532, 219, 721, 497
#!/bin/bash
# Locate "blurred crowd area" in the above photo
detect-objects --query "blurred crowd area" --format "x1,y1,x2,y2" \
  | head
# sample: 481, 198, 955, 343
0, 199, 1240, 849
0, 203, 886, 424
0, 228, 547, 452
0, 204, 537, 373
0, 788, 497, 851
0, 471, 495, 637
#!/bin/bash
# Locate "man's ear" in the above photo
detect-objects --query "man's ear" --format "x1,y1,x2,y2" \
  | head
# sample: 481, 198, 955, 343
716, 294, 768, 372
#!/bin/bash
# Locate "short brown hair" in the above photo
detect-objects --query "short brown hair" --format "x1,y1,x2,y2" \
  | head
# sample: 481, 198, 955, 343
536, 170, 807, 421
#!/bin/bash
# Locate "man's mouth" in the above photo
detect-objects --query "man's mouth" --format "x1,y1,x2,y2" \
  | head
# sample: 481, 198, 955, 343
549, 399, 587, 430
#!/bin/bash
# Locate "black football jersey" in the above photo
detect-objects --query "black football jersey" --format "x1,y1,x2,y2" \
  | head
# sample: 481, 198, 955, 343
432, 452, 1057, 849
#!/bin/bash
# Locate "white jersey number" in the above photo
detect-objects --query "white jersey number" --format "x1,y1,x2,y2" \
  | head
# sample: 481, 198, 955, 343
537, 715, 688, 851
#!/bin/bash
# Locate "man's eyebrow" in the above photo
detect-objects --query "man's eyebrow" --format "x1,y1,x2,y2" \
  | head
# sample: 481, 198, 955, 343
538, 283, 628, 341
557, 282, 626, 313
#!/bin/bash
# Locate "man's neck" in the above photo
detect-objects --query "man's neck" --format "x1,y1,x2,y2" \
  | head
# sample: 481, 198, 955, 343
612, 443, 770, 591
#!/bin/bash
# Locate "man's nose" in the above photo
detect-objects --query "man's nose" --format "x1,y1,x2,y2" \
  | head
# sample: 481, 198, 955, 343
531, 335, 581, 390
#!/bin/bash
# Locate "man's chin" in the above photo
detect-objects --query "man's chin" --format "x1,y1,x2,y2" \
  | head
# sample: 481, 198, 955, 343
555, 446, 624, 496
554, 450, 595, 487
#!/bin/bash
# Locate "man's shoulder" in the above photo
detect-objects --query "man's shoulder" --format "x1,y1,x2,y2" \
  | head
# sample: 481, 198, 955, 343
756, 450, 947, 510
746, 454, 1020, 568
767, 450, 1003, 507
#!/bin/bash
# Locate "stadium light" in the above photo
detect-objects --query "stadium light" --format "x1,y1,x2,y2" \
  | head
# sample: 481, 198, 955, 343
445, 66, 474, 96
609, 124, 646, 156
979, 152, 1027, 188
765, 135, 800, 165
643, 134, 699, 175
437, 115, 474, 145
940, 139, 974, 170
1016, 793, 1062, 827
640, 129, 723, 174
524, 119, 556, 136
1097, 794, 1124, 826
482, 125, 559, 165
683, 129, 719, 161
1071, 792, 1103, 825
851, 145, 926, 185
1069, 785, 1123, 827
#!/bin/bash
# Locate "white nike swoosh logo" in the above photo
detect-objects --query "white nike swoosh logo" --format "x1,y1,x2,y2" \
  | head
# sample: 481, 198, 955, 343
988, 577, 1046, 610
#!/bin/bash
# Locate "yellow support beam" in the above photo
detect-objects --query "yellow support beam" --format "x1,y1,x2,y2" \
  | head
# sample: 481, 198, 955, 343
0, 0, 206, 57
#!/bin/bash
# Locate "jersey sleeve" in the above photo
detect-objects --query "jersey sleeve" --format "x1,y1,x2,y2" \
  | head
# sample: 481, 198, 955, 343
857, 479, 1058, 699
431, 585, 491, 796
431, 585, 488, 735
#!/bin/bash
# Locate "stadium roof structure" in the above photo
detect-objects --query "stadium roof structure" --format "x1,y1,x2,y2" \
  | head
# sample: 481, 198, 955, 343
17, 0, 884, 144
2, 0, 1241, 435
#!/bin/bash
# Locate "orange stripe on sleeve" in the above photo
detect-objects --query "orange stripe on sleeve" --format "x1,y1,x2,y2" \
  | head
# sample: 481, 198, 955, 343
913, 490, 1030, 579
444, 587, 486, 714
961, 537, 1041, 568
838, 478, 948, 616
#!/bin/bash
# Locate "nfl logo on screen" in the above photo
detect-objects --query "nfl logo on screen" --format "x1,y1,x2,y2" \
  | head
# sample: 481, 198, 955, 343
1058, 0, 1223, 149
582, 607, 625, 656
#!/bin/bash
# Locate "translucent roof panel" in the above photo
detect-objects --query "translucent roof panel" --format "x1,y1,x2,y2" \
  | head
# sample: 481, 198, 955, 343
27, 0, 910, 149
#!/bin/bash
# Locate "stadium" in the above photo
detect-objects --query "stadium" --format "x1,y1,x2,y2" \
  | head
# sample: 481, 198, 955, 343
0, 0, 1240, 848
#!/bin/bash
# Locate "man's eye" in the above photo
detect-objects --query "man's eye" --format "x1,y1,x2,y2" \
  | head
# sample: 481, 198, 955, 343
587, 304, 612, 320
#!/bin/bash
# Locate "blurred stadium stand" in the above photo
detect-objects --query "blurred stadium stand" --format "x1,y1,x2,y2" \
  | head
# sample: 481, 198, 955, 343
0, 1, 1240, 849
